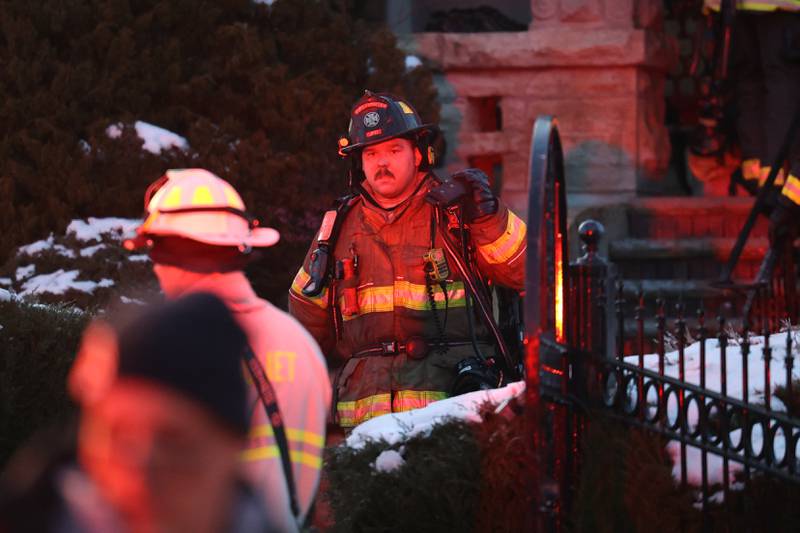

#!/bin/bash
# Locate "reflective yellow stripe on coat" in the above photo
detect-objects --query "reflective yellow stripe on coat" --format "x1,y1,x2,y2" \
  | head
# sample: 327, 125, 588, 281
336, 391, 447, 427
393, 390, 447, 412
705, 0, 800, 11
477, 211, 527, 265
337, 393, 392, 427
341, 281, 466, 321
241, 424, 326, 469
290, 268, 328, 309
782, 174, 800, 205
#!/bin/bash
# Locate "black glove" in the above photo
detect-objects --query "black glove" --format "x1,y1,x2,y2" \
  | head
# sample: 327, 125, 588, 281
768, 194, 800, 246
450, 168, 498, 223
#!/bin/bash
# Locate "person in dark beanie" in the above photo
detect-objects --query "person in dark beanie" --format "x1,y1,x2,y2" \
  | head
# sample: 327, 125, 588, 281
0, 293, 274, 533
124, 169, 330, 533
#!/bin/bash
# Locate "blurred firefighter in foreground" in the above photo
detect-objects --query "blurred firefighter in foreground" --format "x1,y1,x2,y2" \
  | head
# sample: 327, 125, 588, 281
701, 1, 800, 240
0, 293, 272, 532
124, 169, 330, 532
288, 91, 527, 430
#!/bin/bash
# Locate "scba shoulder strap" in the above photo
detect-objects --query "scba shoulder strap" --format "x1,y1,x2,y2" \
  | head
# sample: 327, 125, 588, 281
301, 194, 359, 297
242, 344, 300, 518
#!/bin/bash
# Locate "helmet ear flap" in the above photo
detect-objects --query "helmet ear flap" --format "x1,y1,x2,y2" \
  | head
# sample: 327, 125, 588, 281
415, 131, 437, 171
348, 152, 366, 189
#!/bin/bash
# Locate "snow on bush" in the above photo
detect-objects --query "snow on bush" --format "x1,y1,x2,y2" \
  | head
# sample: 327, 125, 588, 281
405, 55, 422, 70
106, 121, 189, 155
67, 217, 139, 243
0, 217, 158, 309
20, 269, 114, 297
346, 381, 526, 450
372, 448, 406, 473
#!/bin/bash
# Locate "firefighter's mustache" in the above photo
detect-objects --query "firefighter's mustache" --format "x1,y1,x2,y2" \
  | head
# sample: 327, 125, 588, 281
375, 168, 394, 179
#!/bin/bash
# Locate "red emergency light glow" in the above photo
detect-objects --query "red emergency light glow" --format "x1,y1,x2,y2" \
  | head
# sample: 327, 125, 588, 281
555, 181, 565, 343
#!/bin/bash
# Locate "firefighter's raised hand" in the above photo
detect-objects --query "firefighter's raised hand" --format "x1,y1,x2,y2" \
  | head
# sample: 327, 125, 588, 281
450, 168, 498, 223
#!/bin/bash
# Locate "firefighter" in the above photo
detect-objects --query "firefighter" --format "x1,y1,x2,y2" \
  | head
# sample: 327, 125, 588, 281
704, 1, 800, 237
124, 168, 331, 532
0, 294, 271, 532
288, 91, 526, 430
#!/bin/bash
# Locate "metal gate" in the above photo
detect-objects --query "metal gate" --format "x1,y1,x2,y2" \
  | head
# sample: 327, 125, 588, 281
523, 116, 800, 531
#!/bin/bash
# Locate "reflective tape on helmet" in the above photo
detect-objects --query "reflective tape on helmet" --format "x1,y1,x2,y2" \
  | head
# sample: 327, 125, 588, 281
397, 101, 415, 115
132, 169, 279, 249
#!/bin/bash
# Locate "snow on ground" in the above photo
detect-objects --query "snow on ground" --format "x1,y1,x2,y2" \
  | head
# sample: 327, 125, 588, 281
0, 278, 11, 286
20, 270, 115, 297
624, 330, 800, 494
106, 121, 189, 155
67, 217, 140, 243
346, 381, 526, 450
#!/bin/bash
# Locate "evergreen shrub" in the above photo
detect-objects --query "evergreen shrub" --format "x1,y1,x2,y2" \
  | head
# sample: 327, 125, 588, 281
0, 298, 87, 467
324, 403, 532, 533
0, 221, 160, 310
0, 0, 439, 306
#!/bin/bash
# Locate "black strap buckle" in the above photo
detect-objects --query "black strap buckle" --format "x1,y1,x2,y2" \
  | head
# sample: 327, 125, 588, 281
381, 341, 398, 355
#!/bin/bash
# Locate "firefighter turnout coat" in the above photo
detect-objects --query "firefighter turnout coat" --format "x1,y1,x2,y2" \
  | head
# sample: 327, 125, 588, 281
289, 174, 526, 428
176, 272, 330, 533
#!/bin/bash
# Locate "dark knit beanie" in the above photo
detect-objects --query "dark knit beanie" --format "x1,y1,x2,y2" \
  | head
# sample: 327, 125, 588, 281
116, 292, 250, 436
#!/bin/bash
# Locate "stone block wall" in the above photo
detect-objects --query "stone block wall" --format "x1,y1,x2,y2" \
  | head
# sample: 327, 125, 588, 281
404, 0, 674, 219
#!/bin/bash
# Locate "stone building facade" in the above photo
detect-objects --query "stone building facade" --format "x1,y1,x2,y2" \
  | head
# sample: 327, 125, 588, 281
391, 0, 674, 218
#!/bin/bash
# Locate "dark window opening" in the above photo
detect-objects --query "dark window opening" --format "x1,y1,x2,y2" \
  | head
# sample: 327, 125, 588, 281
470, 96, 502, 132
424, 6, 528, 32
386, 1, 530, 34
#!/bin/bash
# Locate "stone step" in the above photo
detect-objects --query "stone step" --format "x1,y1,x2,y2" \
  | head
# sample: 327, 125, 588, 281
609, 237, 769, 281
625, 197, 768, 240
619, 278, 721, 298
610, 237, 769, 260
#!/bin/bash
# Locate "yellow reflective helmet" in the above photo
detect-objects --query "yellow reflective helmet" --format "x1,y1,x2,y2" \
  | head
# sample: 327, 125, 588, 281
124, 169, 279, 250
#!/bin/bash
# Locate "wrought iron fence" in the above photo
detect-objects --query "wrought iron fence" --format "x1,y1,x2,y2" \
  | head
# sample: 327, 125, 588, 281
524, 114, 800, 530
568, 220, 800, 519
